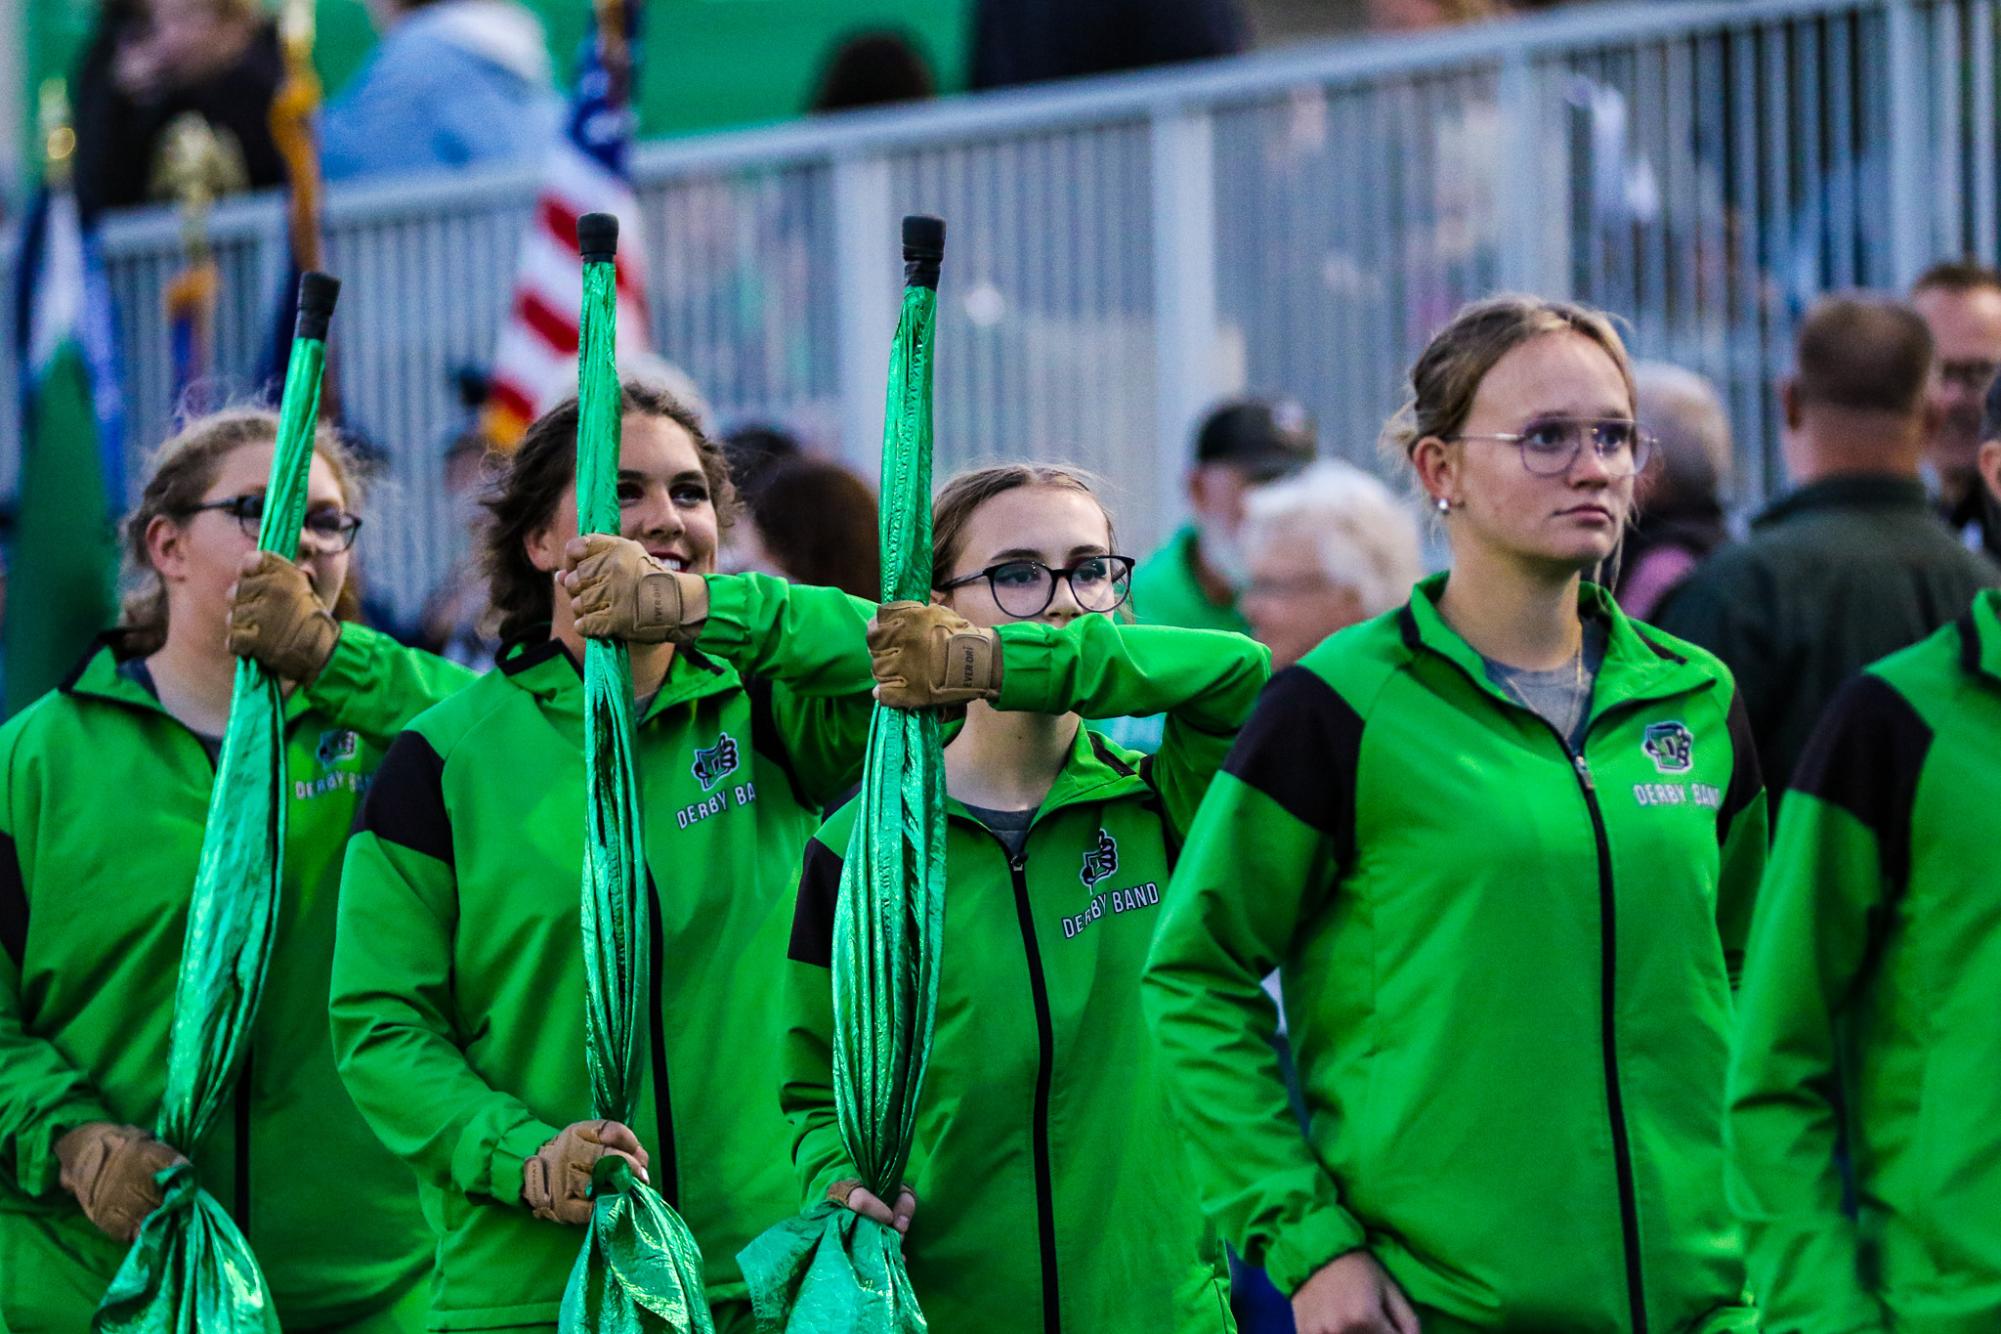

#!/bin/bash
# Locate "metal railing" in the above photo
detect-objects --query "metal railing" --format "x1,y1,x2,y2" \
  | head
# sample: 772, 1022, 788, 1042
7, 0, 1995, 619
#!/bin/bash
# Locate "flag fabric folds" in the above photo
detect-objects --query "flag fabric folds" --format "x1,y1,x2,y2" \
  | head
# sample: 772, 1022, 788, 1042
486, 0, 651, 448
738, 215, 948, 1334
93, 272, 340, 1334
4, 182, 126, 717
563, 212, 711, 1334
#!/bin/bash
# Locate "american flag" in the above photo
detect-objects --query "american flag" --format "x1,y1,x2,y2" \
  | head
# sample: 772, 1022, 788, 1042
485, 0, 650, 446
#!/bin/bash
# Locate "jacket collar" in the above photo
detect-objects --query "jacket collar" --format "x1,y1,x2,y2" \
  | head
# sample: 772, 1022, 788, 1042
1397, 571, 1714, 721
60, 634, 319, 726
1752, 472, 1932, 530
1960, 589, 2001, 688
943, 723, 1151, 829
495, 633, 740, 722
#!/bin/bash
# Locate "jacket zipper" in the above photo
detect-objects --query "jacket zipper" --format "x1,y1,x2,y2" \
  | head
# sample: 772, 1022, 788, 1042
1568, 749, 1648, 1334
645, 873, 679, 1208
1003, 846, 1063, 1334
1427, 655, 1650, 1332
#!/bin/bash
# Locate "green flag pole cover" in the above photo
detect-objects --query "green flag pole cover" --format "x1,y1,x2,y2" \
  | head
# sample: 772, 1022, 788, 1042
94, 270, 340, 1334
739, 214, 948, 1334
562, 211, 715, 1334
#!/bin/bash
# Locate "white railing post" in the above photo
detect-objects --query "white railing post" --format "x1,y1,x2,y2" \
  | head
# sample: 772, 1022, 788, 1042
1149, 106, 1225, 549
1498, 51, 1565, 297
831, 152, 896, 471
1884, 0, 1931, 288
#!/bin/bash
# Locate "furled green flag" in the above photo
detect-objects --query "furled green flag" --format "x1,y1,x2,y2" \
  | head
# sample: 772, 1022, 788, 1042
94, 271, 340, 1334
562, 211, 713, 1334
738, 215, 948, 1334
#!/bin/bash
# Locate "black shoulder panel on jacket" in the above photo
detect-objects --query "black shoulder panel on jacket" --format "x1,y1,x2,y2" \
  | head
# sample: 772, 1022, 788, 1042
1222, 666, 1364, 869
1718, 686, 1765, 846
789, 837, 845, 969
1788, 673, 1932, 891
743, 673, 812, 809
351, 730, 454, 867
0, 832, 25, 967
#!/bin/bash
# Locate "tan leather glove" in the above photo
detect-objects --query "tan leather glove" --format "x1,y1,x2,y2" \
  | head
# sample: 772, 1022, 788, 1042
55, 1122, 186, 1243
227, 551, 341, 683
521, 1120, 651, 1226
867, 601, 1003, 708
565, 535, 708, 644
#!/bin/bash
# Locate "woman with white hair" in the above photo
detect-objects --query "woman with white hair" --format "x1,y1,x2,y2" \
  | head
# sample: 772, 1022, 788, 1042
1237, 460, 1427, 669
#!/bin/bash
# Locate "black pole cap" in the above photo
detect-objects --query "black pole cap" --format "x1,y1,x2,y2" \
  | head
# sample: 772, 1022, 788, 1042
578, 212, 620, 263
902, 214, 945, 289
294, 271, 341, 342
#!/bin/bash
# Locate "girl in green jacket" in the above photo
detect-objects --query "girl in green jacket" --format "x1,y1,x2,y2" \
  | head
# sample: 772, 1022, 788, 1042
782, 464, 1269, 1333
331, 382, 875, 1334
1143, 297, 1768, 1334
0, 407, 474, 1333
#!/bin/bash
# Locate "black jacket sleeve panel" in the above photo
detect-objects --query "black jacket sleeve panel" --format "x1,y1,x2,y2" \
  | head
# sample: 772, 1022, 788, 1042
1719, 686, 1765, 847
0, 833, 24, 970
352, 731, 455, 868
1220, 666, 1366, 875
1787, 673, 1933, 892
789, 838, 844, 969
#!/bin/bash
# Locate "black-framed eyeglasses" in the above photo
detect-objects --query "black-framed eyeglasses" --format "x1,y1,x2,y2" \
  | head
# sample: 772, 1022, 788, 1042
1938, 358, 2001, 392
936, 554, 1136, 618
183, 492, 364, 551
1451, 416, 1656, 478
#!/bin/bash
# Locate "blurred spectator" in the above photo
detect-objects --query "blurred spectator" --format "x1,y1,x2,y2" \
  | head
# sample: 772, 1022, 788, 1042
1238, 460, 1425, 670
722, 456, 881, 600
1617, 362, 1733, 620
1910, 262, 2001, 562
722, 423, 803, 498
322, 0, 562, 184
1131, 397, 1315, 634
1655, 296, 2000, 795
70, 0, 287, 222
810, 30, 937, 114
971, 0, 1247, 91
418, 368, 501, 668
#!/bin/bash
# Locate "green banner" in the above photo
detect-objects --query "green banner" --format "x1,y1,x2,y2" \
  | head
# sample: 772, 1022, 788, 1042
739, 215, 947, 1334
562, 212, 712, 1334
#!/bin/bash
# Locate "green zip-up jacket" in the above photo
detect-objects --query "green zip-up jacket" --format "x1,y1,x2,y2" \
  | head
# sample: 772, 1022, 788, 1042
331, 574, 872, 1332
780, 615, 1268, 1334
0, 626, 474, 1333
1728, 589, 2001, 1333
1143, 574, 1768, 1333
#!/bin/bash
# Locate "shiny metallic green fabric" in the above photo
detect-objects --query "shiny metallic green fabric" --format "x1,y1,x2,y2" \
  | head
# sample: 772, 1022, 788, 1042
739, 217, 946, 1334
563, 218, 714, 1334
94, 280, 340, 1334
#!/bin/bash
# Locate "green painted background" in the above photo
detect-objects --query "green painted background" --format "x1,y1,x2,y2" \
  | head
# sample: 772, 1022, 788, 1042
22, 0, 970, 180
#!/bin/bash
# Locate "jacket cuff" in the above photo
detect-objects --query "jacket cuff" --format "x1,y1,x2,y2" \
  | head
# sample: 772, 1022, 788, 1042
694, 572, 761, 659
21, 1096, 116, 1198
304, 621, 384, 705
992, 621, 1067, 714
1261, 1203, 1370, 1297
456, 1109, 561, 1208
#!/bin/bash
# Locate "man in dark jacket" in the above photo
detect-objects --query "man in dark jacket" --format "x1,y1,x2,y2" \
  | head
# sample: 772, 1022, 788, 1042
1911, 262, 2001, 562
1656, 295, 2000, 795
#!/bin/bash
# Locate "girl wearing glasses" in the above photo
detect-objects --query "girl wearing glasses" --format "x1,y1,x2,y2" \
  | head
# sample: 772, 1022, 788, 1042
780, 463, 1269, 1332
332, 382, 880, 1333
1143, 296, 1768, 1334
0, 407, 474, 1332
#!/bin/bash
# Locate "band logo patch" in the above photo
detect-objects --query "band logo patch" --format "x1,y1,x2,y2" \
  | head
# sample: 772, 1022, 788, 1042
1642, 721, 1694, 774
1081, 828, 1118, 890
692, 733, 740, 792
315, 729, 359, 770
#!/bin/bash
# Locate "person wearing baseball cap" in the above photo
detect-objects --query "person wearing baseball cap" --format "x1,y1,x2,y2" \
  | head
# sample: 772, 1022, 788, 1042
1131, 397, 1317, 634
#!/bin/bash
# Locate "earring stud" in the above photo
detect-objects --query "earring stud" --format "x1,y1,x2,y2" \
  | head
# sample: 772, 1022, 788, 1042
1434, 496, 1452, 513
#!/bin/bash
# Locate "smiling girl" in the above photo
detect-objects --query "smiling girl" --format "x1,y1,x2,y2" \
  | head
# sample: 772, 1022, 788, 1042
331, 382, 876, 1333
1144, 296, 1768, 1334
779, 463, 1269, 1333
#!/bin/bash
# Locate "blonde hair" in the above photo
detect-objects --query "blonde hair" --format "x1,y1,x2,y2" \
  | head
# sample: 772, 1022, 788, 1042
116, 407, 363, 657
930, 463, 1117, 586
1241, 460, 1426, 617
1380, 294, 1636, 468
